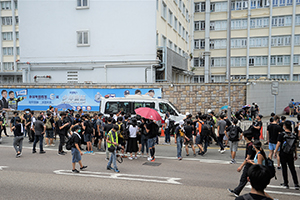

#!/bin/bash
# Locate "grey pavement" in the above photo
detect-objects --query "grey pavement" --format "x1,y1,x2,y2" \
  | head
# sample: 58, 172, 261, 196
1, 134, 300, 200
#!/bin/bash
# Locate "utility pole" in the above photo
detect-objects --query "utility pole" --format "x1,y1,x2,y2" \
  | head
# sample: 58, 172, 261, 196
227, 0, 232, 119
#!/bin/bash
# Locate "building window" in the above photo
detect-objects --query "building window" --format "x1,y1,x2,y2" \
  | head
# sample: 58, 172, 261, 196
214, 2, 227, 12
211, 39, 227, 49
162, 1, 167, 19
174, 17, 178, 31
179, 23, 182, 36
2, 32, 13, 40
249, 37, 268, 47
1, 1, 11, 10
77, 0, 89, 9
271, 36, 291, 47
179, 0, 182, 10
295, 15, 300, 26
168, 40, 173, 49
186, 31, 188, 42
77, 31, 89, 46
231, 57, 247, 67
168, 9, 173, 26
193, 75, 205, 83
293, 55, 300, 65
194, 39, 205, 49
182, 28, 185, 39
3, 62, 14, 71
295, 35, 300, 46
250, 17, 269, 28
272, 15, 292, 27
211, 57, 226, 67
231, 19, 247, 29
156, 33, 159, 46
232, 38, 247, 48
2, 17, 12, 25
214, 20, 227, 31
162, 35, 167, 47
156, 0, 159, 10
174, 44, 177, 52
3, 47, 13, 55
270, 55, 290, 65
195, 2, 205, 12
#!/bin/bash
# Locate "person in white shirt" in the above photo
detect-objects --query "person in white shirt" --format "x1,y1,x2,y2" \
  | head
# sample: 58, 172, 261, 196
127, 118, 139, 160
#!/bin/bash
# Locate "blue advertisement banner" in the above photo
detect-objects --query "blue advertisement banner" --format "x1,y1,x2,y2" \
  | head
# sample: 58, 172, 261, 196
0, 88, 162, 111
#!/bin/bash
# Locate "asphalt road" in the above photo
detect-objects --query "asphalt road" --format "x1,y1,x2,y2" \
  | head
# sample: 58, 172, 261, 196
1, 135, 300, 200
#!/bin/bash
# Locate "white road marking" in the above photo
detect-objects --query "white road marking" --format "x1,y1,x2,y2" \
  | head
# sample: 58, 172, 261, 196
0, 145, 299, 167
53, 170, 182, 185
245, 185, 300, 196
0, 166, 8, 170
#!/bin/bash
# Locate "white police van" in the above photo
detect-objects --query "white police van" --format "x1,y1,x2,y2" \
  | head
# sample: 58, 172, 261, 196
99, 95, 185, 122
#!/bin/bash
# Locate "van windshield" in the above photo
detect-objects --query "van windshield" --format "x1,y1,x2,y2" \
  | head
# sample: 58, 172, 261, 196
159, 103, 178, 116
105, 102, 131, 114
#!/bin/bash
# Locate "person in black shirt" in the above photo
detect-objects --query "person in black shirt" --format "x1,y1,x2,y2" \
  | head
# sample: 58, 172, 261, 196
252, 115, 263, 140
184, 120, 196, 157
11, 118, 24, 158
139, 118, 148, 158
228, 132, 256, 197
235, 165, 273, 200
57, 112, 71, 155
0, 90, 9, 111
10, 111, 20, 133
146, 120, 158, 162
274, 120, 299, 190
23, 109, 31, 140
267, 115, 282, 169
71, 125, 87, 173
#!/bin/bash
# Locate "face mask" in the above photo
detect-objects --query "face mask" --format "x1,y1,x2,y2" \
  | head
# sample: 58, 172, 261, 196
78, 129, 81, 133
25, 111, 29, 114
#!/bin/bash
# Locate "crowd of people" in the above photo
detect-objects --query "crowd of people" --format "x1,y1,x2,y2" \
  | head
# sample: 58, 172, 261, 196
0, 102, 300, 199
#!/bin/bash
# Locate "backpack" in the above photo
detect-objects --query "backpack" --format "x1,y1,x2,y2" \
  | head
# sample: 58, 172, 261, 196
282, 132, 297, 154
45, 118, 52, 129
228, 126, 239, 141
243, 193, 269, 200
265, 157, 277, 180
201, 122, 210, 136
251, 106, 255, 112
66, 135, 74, 150
289, 102, 294, 108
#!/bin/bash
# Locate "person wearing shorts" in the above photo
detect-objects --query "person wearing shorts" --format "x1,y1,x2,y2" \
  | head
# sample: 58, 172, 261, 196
71, 125, 87, 173
225, 119, 243, 164
184, 120, 196, 157
267, 115, 282, 169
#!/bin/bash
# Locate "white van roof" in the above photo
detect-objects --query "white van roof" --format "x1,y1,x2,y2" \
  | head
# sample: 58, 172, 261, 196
101, 95, 166, 102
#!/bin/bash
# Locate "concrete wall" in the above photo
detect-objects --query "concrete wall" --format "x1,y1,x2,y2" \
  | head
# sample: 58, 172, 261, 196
0, 83, 247, 115
246, 81, 300, 116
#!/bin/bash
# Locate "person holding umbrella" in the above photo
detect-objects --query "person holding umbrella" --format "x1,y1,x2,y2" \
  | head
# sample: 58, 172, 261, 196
135, 107, 161, 162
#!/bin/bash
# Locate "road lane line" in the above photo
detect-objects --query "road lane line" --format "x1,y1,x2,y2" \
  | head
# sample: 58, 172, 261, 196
1, 145, 299, 167
0, 166, 8, 170
53, 170, 182, 184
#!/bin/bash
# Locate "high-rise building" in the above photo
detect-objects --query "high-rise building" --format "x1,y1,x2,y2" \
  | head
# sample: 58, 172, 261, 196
193, 0, 300, 83
15, 0, 193, 84
0, 0, 20, 84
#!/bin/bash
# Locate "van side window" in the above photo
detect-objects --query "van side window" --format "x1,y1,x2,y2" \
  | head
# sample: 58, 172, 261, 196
105, 102, 131, 114
134, 102, 155, 110
159, 103, 177, 116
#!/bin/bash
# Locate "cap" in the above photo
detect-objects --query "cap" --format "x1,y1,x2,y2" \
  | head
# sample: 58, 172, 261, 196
179, 120, 184, 126
207, 109, 212, 113
185, 112, 190, 116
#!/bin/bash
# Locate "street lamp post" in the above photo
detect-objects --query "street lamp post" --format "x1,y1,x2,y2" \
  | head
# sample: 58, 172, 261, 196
227, 0, 232, 120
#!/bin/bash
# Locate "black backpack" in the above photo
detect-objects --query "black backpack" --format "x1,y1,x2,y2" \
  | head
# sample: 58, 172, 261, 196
228, 126, 239, 141
201, 122, 210, 136
265, 157, 277, 180
282, 132, 297, 155
66, 135, 74, 150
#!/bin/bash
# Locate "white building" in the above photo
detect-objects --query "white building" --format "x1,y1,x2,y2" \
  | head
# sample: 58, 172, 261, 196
18, 0, 193, 84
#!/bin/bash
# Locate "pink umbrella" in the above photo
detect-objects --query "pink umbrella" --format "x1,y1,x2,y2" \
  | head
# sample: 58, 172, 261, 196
135, 107, 162, 121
